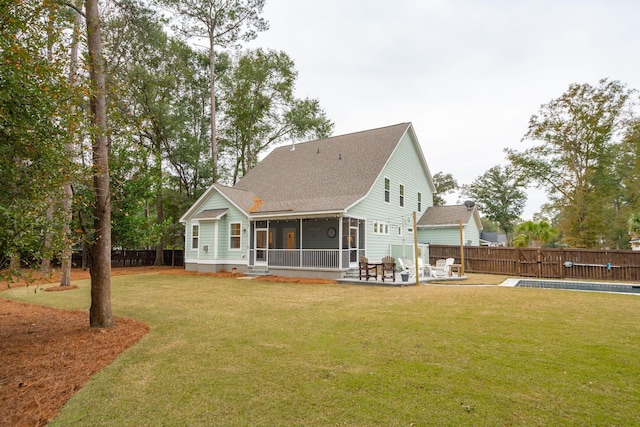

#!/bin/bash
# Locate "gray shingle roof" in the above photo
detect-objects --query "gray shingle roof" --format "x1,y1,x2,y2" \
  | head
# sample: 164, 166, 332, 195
232, 123, 412, 214
418, 205, 476, 227
193, 208, 229, 219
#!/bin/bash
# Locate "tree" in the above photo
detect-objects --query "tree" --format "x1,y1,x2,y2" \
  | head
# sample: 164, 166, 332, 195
217, 48, 333, 183
60, 0, 85, 286
432, 172, 458, 206
103, 0, 213, 257
462, 165, 527, 243
85, 0, 113, 328
513, 220, 557, 248
157, 0, 269, 182
0, 1, 79, 278
507, 79, 632, 248
629, 213, 640, 237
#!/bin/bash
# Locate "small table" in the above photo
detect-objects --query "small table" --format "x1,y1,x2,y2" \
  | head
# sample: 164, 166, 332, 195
449, 264, 462, 277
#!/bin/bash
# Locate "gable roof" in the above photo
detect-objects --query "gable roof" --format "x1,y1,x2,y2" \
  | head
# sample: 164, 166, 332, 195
233, 122, 424, 215
181, 122, 436, 221
418, 205, 483, 230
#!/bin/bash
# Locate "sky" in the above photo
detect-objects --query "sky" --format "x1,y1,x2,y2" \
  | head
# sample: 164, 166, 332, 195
244, 0, 640, 218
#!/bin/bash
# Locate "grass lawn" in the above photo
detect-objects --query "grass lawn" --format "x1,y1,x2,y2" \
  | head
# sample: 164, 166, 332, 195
4, 274, 640, 426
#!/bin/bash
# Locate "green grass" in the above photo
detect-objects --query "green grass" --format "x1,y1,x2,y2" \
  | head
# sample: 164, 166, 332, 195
4, 274, 640, 426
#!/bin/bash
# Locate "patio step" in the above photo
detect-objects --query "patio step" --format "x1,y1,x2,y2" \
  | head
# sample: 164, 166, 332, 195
342, 268, 361, 279
246, 266, 272, 277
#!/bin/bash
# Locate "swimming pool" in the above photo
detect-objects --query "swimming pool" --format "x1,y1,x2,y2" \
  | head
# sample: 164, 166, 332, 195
514, 279, 640, 294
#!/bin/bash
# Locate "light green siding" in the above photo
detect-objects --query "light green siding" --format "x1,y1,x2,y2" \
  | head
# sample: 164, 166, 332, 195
348, 131, 434, 260
418, 220, 481, 246
419, 228, 460, 246
184, 191, 248, 263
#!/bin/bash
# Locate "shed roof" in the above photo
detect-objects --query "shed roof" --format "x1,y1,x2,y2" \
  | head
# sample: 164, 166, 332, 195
418, 205, 482, 228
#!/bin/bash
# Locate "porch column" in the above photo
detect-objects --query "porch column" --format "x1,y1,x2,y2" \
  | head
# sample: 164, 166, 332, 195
338, 215, 343, 269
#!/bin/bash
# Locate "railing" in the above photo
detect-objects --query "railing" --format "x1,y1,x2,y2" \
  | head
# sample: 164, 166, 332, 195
251, 249, 346, 269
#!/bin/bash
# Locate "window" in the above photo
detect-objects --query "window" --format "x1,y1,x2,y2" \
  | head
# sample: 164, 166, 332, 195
373, 221, 389, 235
399, 184, 405, 207
191, 224, 199, 250
230, 223, 241, 250
418, 192, 422, 212
384, 178, 390, 203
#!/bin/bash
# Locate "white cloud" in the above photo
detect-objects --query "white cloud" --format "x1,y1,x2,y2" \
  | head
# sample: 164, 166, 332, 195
245, 0, 640, 219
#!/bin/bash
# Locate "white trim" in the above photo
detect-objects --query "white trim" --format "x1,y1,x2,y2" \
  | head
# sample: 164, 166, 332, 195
229, 222, 242, 251
185, 258, 248, 265
384, 176, 391, 204
250, 210, 344, 220
214, 221, 219, 258
191, 223, 200, 250
180, 183, 251, 223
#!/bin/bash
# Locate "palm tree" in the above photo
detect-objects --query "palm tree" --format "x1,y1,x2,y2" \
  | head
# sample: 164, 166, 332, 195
513, 220, 557, 248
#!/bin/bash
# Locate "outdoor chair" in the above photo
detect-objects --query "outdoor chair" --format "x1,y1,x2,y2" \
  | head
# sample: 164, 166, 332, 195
432, 259, 448, 277
381, 256, 396, 282
445, 258, 455, 276
397, 258, 410, 275
418, 258, 437, 278
399, 258, 416, 277
359, 256, 377, 281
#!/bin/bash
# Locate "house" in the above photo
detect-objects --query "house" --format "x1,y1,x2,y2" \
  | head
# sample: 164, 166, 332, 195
180, 123, 478, 279
480, 231, 507, 247
416, 204, 483, 246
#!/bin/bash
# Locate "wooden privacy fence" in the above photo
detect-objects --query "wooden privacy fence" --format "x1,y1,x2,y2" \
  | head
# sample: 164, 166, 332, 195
72, 249, 184, 268
428, 245, 640, 282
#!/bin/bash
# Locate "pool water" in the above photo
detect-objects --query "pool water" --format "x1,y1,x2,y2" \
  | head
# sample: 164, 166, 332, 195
515, 280, 640, 294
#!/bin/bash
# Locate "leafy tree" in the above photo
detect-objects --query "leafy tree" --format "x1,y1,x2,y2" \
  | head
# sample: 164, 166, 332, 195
156, 0, 269, 182
629, 213, 640, 237
513, 220, 557, 248
462, 165, 527, 243
507, 79, 632, 248
0, 1, 80, 276
104, 0, 213, 260
432, 172, 458, 206
480, 217, 500, 233
217, 48, 333, 183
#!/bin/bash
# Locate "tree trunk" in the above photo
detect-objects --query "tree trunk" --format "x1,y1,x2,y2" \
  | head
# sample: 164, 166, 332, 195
40, 202, 53, 276
60, 0, 83, 287
10, 255, 20, 274
154, 186, 164, 266
85, 0, 113, 328
209, 34, 217, 182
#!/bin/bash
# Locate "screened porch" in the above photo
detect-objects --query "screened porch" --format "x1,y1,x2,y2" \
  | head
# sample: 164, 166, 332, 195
248, 217, 365, 270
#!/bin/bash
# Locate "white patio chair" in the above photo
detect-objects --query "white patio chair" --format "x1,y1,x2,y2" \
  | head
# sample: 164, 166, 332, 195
418, 258, 436, 278
432, 259, 448, 277
445, 258, 455, 276
397, 258, 415, 277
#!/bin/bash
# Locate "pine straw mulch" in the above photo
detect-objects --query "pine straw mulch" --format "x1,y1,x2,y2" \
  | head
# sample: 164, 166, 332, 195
0, 266, 336, 426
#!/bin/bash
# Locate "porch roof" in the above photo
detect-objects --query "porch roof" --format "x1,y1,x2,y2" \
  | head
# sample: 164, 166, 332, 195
193, 208, 228, 220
